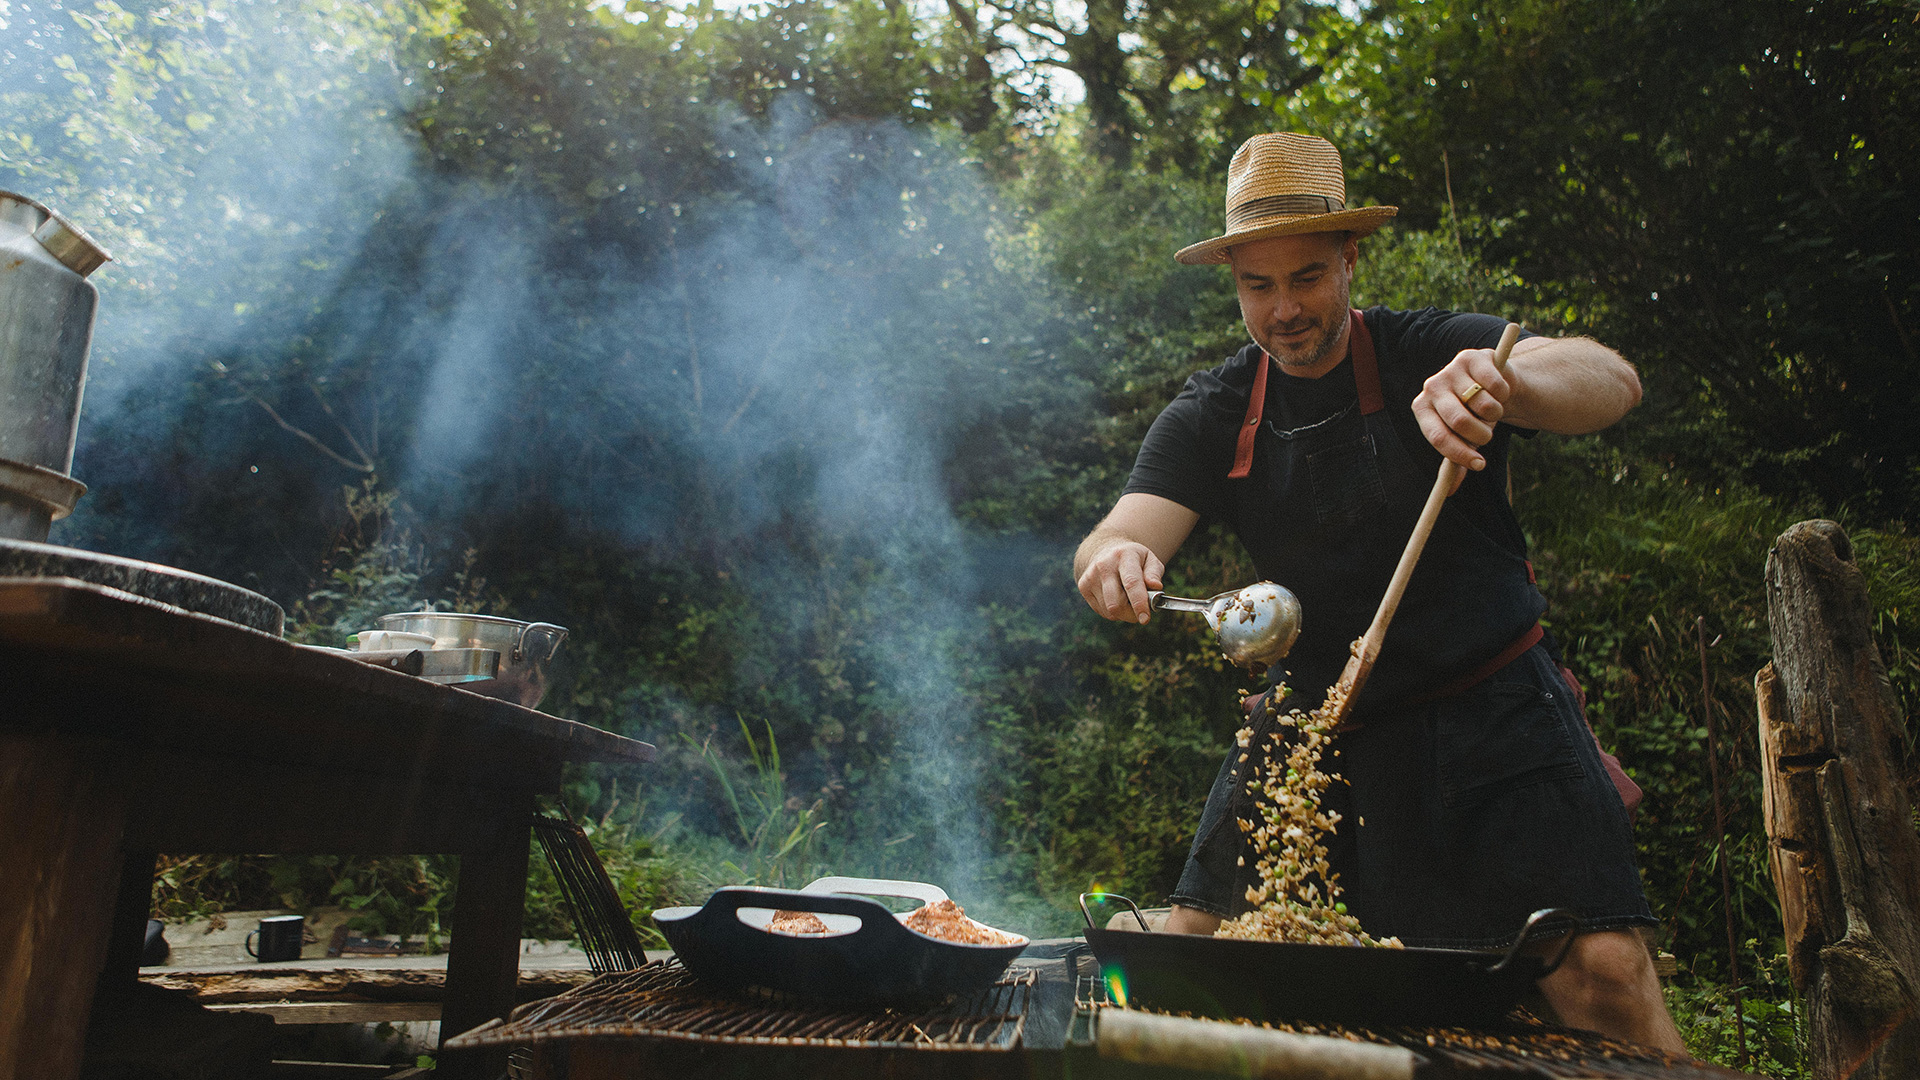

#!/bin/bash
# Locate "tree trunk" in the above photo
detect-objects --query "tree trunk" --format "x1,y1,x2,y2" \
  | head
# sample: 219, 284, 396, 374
1758, 519, 1920, 1079
1063, 0, 1134, 167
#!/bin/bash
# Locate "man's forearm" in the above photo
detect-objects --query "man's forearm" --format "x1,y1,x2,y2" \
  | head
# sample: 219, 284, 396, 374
1503, 337, 1641, 435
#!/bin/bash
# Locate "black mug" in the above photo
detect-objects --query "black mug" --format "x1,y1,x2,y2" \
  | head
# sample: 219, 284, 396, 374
246, 915, 305, 963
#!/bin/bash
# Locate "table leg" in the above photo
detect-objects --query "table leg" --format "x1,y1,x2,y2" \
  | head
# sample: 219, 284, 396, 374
441, 795, 534, 1078
0, 735, 130, 1080
95, 848, 158, 998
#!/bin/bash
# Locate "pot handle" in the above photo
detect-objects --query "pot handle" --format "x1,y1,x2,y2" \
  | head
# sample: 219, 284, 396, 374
513, 622, 568, 663
1485, 907, 1584, 976
800, 876, 949, 906
1080, 892, 1151, 933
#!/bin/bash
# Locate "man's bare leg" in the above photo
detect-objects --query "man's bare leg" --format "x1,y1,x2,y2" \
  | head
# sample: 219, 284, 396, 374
1537, 929, 1685, 1053
1164, 904, 1222, 935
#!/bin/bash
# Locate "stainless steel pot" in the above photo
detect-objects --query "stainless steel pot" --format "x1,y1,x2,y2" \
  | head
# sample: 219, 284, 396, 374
0, 190, 110, 541
376, 611, 567, 710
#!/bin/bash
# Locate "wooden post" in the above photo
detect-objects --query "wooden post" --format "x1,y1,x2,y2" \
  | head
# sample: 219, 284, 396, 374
0, 736, 131, 1080
1758, 520, 1920, 1079
439, 796, 535, 1080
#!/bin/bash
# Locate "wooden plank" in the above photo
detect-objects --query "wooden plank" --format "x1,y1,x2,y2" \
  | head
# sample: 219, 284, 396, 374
439, 800, 535, 1080
0, 736, 131, 1080
209, 1001, 442, 1025
142, 966, 596, 1003
97, 849, 159, 990
267, 1064, 399, 1078
1759, 520, 1920, 1080
0, 579, 653, 780
120, 749, 542, 854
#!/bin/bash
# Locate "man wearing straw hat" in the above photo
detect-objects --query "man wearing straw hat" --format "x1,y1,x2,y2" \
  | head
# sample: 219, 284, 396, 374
1073, 133, 1682, 1051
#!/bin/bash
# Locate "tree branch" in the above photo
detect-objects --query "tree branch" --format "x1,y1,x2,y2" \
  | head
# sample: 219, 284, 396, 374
212, 365, 375, 473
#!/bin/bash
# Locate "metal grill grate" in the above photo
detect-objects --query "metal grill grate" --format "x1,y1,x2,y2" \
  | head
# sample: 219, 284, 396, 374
530, 813, 648, 975
1074, 975, 1761, 1079
450, 959, 1032, 1052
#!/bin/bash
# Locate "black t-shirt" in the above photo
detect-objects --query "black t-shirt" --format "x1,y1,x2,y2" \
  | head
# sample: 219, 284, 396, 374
1124, 306, 1544, 709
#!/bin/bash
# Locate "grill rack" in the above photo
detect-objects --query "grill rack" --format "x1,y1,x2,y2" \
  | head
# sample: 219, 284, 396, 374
1073, 974, 1762, 1080
449, 959, 1032, 1052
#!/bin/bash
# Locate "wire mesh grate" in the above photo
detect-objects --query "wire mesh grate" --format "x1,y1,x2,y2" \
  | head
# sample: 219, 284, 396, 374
530, 812, 648, 975
450, 959, 1032, 1052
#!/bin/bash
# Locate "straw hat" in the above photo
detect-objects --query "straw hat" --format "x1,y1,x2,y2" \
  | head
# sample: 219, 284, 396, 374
1175, 133, 1397, 265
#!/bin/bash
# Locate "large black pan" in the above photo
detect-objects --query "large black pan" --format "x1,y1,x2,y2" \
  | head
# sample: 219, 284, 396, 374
654, 878, 1027, 1005
1080, 894, 1579, 1027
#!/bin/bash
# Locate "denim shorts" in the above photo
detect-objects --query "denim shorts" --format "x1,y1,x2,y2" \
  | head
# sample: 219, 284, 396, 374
1169, 644, 1655, 948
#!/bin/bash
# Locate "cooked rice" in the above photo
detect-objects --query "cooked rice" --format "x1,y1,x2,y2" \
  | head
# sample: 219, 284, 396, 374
1215, 645, 1402, 949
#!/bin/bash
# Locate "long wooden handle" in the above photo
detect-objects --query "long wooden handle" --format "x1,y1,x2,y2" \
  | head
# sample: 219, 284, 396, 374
1327, 322, 1522, 724
1098, 1009, 1418, 1080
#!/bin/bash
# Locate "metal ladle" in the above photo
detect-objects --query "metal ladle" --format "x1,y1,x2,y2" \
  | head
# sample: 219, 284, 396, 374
1150, 581, 1303, 672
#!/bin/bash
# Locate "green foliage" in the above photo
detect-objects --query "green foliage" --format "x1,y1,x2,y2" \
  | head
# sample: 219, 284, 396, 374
17, 5, 1916, 1064
687, 716, 829, 888
1666, 948, 1808, 1078
1350, 0, 1920, 514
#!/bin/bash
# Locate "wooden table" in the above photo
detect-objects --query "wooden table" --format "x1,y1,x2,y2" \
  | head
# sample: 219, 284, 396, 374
0, 577, 655, 1080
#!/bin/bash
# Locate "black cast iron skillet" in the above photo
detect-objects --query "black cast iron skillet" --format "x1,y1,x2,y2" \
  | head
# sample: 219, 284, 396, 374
654, 879, 1027, 1005
1080, 893, 1580, 1027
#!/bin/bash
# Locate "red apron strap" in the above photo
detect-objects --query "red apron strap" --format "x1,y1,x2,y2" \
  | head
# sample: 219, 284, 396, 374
1349, 308, 1384, 416
1228, 309, 1376, 479
1407, 622, 1545, 706
1227, 351, 1270, 479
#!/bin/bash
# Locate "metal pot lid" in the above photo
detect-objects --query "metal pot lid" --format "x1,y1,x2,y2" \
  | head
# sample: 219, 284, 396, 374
0, 189, 111, 277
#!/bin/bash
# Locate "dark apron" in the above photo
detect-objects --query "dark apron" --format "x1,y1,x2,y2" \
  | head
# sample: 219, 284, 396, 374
1225, 309, 1544, 718
1167, 311, 1654, 946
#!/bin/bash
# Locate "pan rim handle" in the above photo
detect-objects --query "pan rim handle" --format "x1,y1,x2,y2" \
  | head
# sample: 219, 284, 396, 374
1080, 892, 1151, 933
1485, 907, 1584, 976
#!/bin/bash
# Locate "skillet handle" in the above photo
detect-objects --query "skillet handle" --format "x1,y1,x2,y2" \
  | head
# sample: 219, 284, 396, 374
1485, 907, 1584, 976
698, 885, 902, 929
1080, 892, 1151, 933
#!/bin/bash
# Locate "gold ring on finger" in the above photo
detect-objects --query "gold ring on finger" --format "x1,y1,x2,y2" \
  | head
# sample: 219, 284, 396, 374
1457, 382, 1484, 405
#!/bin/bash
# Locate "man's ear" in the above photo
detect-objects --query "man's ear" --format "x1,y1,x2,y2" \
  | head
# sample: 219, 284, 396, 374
1342, 233, 1359, 274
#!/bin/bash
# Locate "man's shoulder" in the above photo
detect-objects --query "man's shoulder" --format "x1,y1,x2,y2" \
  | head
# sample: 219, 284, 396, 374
1175, 342, 1266, 417
1362, 305, 1519, 373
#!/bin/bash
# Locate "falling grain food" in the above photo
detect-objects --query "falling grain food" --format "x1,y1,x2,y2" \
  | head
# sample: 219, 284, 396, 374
1215, 647, 1402, 948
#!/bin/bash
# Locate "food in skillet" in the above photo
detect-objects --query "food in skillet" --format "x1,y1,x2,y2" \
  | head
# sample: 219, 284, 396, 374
903, 898, 1024, 946
767, 909, 833, 935
1215, 659, 1403, 949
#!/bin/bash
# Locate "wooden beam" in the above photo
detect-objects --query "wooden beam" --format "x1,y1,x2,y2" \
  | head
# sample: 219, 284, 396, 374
0, 736, 131, 1080
141, 966, 595, 1003
1759, 520, 1920, 1080
208, 1001, 441, 1025
439, 799, 534, 1080
119, 749, 544, 855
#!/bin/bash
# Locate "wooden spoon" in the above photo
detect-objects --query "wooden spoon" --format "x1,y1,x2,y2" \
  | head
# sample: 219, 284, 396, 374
1322, 322, 1523, 727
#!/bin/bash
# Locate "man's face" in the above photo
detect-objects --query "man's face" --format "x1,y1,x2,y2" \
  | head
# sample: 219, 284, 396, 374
1229, 231, 1359, 376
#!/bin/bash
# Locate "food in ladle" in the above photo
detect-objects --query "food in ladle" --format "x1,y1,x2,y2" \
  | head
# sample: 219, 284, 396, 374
767, 909, 832, 936
903, 898, 1021, 945
1215, 643, 1402, 949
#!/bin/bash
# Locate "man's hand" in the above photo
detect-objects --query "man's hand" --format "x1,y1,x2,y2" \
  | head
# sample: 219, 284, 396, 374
1073, 493, 1200, 624
1077, 539, 1165, 624
1412, 346, 1512, 473
1411, 335, 1642, 476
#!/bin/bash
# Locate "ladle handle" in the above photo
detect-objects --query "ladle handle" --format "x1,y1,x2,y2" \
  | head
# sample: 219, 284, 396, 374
1149, 592, 1214, 614
1329, 323, 1523, 723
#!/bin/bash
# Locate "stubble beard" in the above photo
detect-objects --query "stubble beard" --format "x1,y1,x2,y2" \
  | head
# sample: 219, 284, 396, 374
1256, 278, 1351, 372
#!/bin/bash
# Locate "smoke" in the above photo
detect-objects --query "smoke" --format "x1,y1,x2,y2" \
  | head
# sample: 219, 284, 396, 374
6, 3, 1087, 905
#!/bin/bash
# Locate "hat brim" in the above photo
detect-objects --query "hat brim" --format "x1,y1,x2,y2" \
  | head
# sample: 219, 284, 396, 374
1175, 205, 1398, 265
